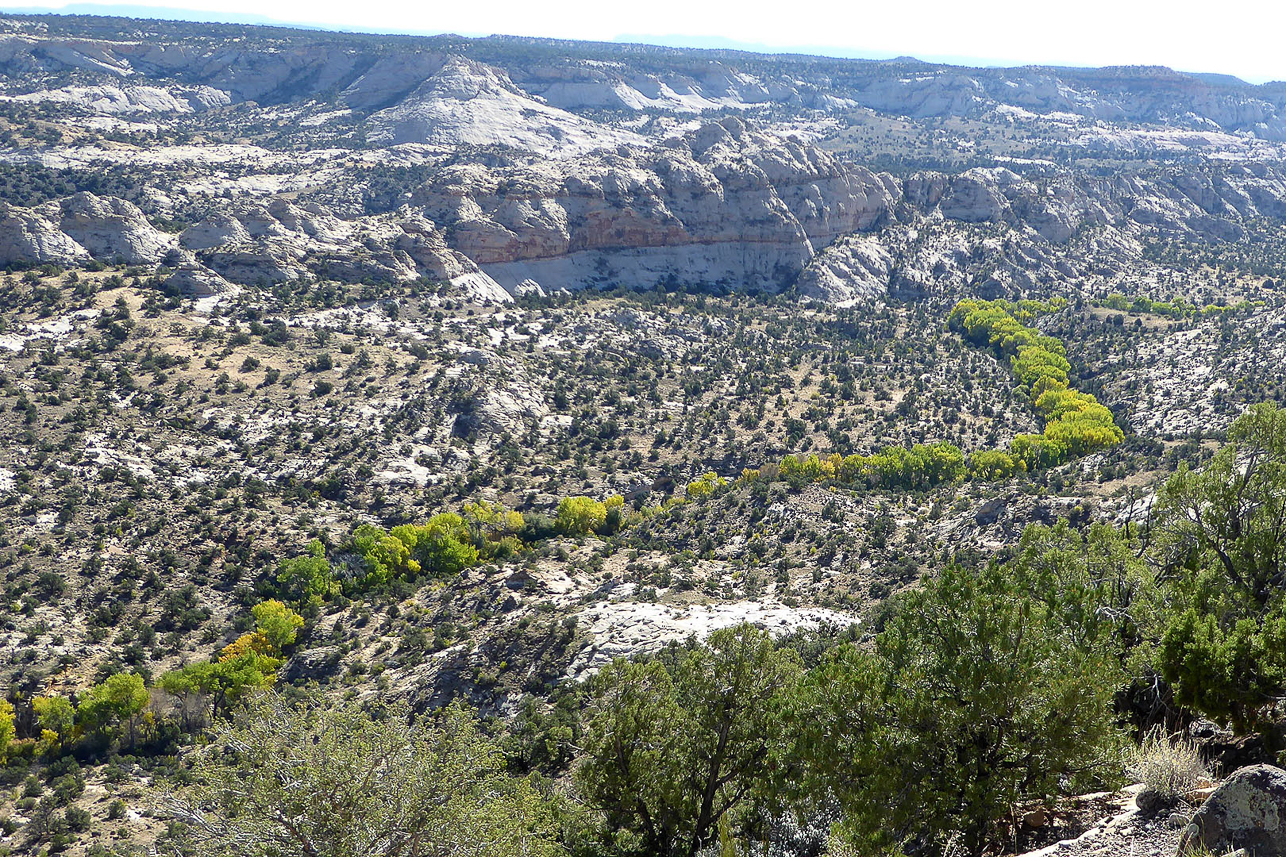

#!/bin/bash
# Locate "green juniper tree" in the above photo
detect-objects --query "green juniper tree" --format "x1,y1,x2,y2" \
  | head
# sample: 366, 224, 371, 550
164, 692, 559, 857
1153, 402, 1286, 732
800, 563, 1124, 857
576, 624, 802, 857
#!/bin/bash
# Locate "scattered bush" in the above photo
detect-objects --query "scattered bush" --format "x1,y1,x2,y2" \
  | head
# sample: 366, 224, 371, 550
1127, 727, 1207, 804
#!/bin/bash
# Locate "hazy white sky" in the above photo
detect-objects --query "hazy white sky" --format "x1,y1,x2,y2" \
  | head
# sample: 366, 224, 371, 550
9, 0, 1286, 83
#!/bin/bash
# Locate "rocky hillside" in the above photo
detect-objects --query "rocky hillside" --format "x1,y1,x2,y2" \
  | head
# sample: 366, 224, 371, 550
4, 18, 1286, 136
6, 13, 1286, 857
2, 15, 1286, 302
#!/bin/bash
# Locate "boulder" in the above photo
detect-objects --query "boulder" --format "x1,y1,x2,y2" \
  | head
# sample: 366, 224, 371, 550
279, 646, 341, 682
1138, 786, 1182, 816
975, 495, 1009, 526
1191, 721, 1275, 773
1179, 765, 1286, 857
163, 262, 239, 297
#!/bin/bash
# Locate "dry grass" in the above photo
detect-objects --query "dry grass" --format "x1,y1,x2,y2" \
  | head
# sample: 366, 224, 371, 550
1126, 727, 1208, 798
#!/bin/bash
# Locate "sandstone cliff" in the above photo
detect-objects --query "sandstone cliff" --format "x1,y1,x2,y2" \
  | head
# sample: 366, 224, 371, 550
412, 118, 897, 293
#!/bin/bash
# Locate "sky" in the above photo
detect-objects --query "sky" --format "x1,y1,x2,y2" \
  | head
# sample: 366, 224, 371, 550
4, 0, 1286, 84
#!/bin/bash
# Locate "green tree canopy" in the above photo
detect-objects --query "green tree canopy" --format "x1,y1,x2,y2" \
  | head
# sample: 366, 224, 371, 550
577, 624, 802, 857
33, 695, 76, 745
0, 699, 13, 761
1152, 402, 1286, 731
77, 672, 149, 746
392, 513, 480, 577
159, 651, 279, 721
251, 599, 304, 652
800, 563, 1123, 857
349, 523, 419, 587
556, 496, 610, 536
165, 693, 559, 857
275, 539, 339, 602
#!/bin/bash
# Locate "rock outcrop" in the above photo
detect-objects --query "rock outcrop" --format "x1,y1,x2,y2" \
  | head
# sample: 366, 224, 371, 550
795, 233, 893, 304
163, 260, 238, 297
365, 55, 642, 156
0, 204, 90, 266
53, 193, 174, 264
180, 199, 508, 297
6, 84, 231, 113
0, 189, 510, 298
902, 166, 1286, 244
564, 598, 856, 680
413, 118, 897, 294
442, 364, 549, 442
401, 131, 1286, 300
1179, 765, 1286, 857
6, 154, 1286, 307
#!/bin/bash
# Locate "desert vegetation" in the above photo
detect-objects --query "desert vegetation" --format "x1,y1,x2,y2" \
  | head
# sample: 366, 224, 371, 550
8, 389, 1286, 856
6, 12, 1286, 857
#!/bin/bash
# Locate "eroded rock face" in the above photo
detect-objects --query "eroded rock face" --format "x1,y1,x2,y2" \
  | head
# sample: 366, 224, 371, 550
365, 55, 642, 156
180, 200, 506, 296
903, 165, 1286, 243
939, 168, 1016, 223
413, 118, 898, 294
0, 187, 509, 298
1179, 765, 1286, 857
280, 647, 341, 683
6, 154, 1283, 307
402, 127, 1286, 300
163, 261, 239, 297
6, 84, 230, 114
53, 192, 175, 264
0, 204, 90, 266
795, 233, 893, 305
